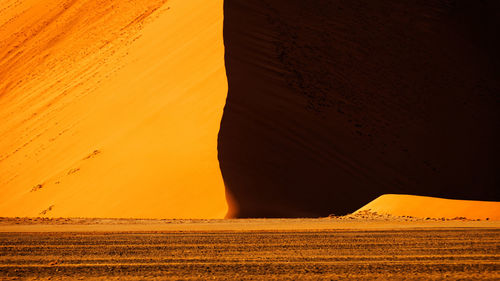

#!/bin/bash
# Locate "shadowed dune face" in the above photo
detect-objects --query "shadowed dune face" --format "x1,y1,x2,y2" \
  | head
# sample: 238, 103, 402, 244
219, 0, 500, 217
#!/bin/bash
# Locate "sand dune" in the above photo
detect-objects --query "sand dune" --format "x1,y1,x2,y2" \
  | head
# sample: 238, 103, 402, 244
0, 0, 227, 218
1, 0, 498, 220
357, 194, 500, 221
219, 0, 500, 217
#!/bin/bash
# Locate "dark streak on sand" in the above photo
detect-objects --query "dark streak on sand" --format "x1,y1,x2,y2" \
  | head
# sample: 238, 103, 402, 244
0, 229, 499, 280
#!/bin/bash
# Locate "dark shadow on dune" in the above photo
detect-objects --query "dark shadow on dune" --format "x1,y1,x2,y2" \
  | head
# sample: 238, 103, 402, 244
218, 0, 500, 218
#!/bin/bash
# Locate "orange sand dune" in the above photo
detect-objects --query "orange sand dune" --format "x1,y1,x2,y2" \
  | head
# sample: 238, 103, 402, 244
357, 194, 500, 221
1, 0, 497, 220
0, 0, 227, 218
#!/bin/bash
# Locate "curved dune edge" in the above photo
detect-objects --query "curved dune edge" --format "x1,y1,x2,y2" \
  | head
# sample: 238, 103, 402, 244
219, 0, 499, 218
356, 194, 500, 221
0, 0, 227, 219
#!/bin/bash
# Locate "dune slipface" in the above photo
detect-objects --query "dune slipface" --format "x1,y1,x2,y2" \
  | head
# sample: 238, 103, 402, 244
219, 0, 500, 217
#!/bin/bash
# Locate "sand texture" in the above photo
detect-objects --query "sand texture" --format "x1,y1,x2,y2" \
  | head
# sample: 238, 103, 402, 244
358, 194, 500, 221
0, 215, 499, 232
220, 0, 500, 217
0, 0, 227, 218
0, 218, 499, 280
1, 0, 498, 222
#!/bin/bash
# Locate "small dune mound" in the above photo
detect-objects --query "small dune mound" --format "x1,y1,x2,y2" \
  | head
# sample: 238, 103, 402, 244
355, 194, 500, 221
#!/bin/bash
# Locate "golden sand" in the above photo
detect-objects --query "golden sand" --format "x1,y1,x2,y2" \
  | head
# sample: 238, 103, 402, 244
358, 194, 500, 221
1, 1, 498, 221
0, 0, 227, 218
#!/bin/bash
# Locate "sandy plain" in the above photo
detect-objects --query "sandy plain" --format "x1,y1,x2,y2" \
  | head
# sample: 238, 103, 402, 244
1, 216, 499, 280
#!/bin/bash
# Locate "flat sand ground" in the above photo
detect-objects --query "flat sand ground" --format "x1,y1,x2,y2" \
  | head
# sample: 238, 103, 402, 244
0, 218, 499, 280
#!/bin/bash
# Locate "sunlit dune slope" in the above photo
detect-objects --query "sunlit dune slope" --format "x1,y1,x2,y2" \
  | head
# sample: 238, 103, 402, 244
357, 194, 500, 221
0, 0, 228, 218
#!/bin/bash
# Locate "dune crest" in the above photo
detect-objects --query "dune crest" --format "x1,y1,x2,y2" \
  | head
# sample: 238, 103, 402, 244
0, 0, 228, 218
357, 194, 500, 221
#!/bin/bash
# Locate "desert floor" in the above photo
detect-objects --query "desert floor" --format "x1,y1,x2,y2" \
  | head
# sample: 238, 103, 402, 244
0, 216, 499, 280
